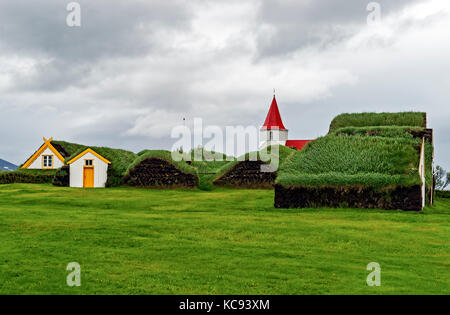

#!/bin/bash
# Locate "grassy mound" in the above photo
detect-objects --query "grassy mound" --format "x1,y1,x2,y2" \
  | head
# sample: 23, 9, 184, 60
128, 150, 197, 175
213, 145, 296, 189
189, 148, 235, 190
124, 150, 198, 188
214, 145, 296, 179
329, 112, 426, 133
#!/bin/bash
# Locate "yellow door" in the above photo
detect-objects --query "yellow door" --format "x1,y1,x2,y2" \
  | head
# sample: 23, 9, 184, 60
83, 167, 94, 188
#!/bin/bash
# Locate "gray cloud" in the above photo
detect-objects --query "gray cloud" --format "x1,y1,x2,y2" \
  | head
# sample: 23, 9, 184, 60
256, 0, 422, 56
0, 0, 192, 91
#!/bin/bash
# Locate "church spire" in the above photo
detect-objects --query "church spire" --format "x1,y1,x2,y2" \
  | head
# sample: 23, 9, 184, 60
262, 95, 287, 130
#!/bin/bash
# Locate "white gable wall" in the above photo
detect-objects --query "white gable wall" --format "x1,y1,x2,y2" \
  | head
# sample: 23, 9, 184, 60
27, 147, 65, 169
69, 152, 109, 188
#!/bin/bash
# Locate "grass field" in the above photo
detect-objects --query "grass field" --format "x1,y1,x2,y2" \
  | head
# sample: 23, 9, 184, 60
0, 184, 448, 295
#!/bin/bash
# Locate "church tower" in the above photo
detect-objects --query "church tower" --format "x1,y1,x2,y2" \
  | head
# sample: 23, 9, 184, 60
259, 95, 289, 149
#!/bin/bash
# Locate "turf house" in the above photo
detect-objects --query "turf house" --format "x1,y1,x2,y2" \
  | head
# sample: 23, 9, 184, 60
274, 112, 434, 211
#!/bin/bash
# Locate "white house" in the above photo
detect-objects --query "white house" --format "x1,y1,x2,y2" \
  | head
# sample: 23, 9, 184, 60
67, 148, 111, 188
21, 137, 66, 170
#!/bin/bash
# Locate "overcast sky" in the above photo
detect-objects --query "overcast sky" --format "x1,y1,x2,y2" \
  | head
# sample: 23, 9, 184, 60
1, 0, 449, 171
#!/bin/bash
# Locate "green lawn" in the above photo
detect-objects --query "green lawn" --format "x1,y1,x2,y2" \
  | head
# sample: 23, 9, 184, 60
0, 184, 448, 295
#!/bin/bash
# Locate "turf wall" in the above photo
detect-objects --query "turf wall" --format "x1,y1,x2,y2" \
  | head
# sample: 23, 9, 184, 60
213, 160, 276, 189
123, 157, 198, 188
274, 184, 423, 211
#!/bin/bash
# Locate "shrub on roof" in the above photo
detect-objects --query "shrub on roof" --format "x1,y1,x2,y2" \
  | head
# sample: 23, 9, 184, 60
329, 112, 426, 133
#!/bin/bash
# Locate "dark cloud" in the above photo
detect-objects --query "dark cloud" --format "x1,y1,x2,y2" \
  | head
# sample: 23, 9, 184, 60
0, 0, 191, 60
0, 0, 192, 91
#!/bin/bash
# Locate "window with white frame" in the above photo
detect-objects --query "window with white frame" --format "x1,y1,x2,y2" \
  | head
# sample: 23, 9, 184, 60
43, 155, 53, 168
85, 159, 93, 166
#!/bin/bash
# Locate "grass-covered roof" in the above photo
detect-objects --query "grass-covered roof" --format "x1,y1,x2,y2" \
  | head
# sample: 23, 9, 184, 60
329, 112, 426, 133
331, 126, 425, 139
214, 145, 297, 180
126, 150, 198, 176
277, 131, 433, 189
57, 141, 137, 177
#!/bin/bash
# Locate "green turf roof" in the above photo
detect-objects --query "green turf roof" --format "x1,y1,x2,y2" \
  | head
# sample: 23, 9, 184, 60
126, 150, 198, 176
276, 134, 431, 188
331, 126, 426, 139
54, 141, 138, 176
329, 112, 426, 133
214, 145, 297, 180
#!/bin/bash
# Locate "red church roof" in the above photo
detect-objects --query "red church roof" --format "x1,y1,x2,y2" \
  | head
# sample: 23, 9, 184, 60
285, 140, 313, 151
262, 96, 287, 130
